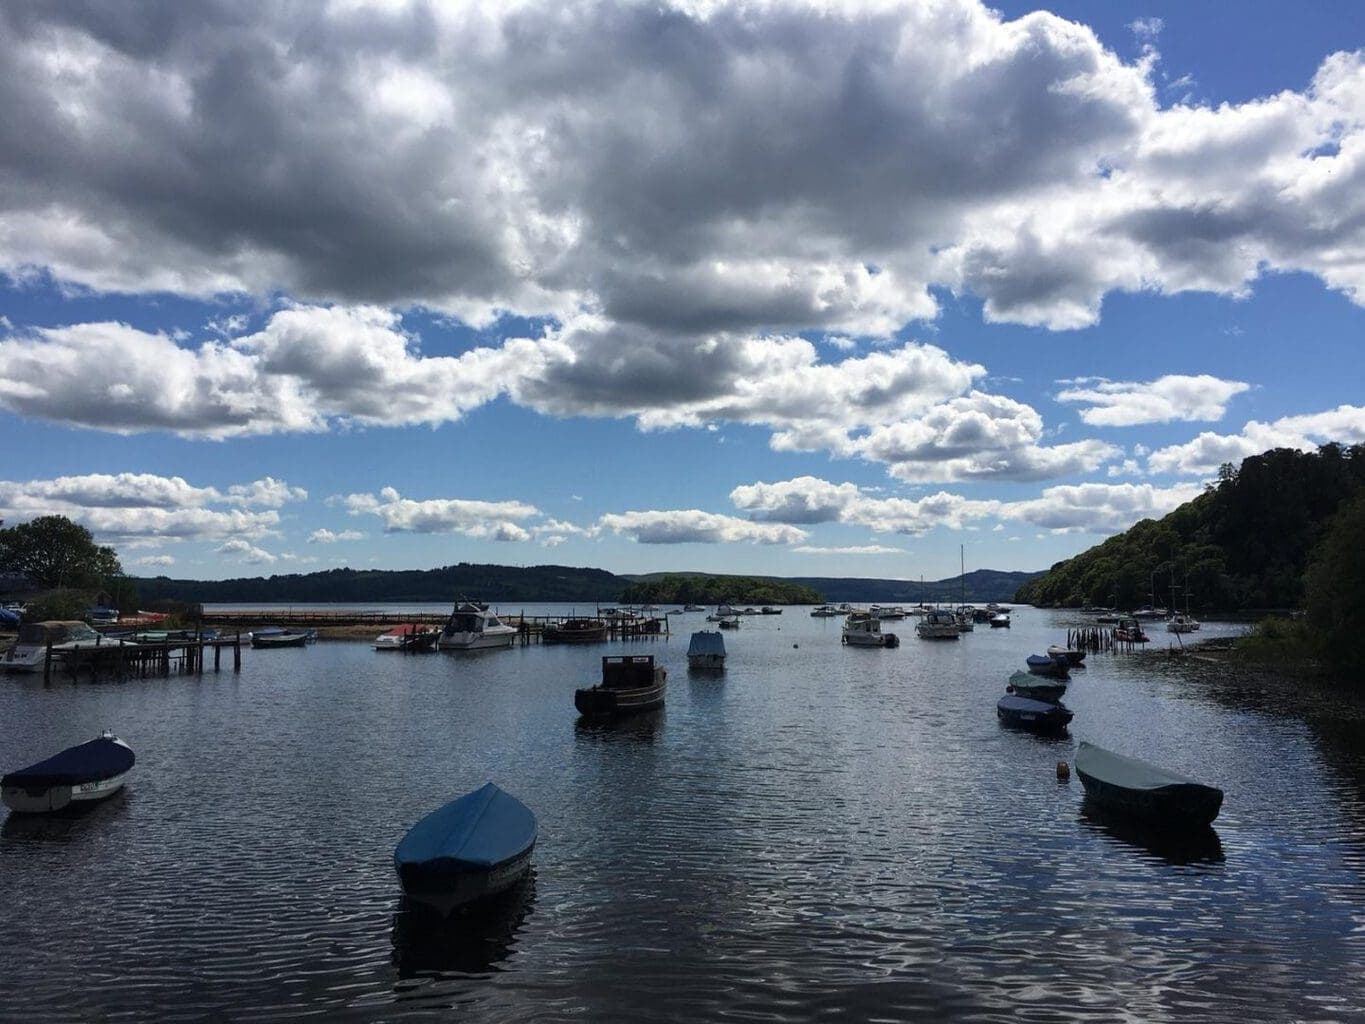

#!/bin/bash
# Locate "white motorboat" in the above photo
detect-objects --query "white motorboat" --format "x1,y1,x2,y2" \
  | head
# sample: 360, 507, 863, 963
2, 731, 135, 813
1166, 613, 1201, 634
706, 604, 738, 622
871, 605, 907, 620
0, 620, 134, 673
438, 601, 518, 650
842, 612, 899, 647
809, 604, 840, 617
955, 609, 976, 633
916, 610, 960, 640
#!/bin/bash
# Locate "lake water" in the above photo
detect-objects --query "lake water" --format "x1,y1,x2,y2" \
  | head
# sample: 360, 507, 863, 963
2, 605, 1363, 1022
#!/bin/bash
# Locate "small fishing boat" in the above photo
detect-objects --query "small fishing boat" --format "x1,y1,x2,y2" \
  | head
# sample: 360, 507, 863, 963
1025, 653, 1070, 679
438, 601, 518, 650
541, 618, 608, 644
870, 605, 907, 620
1006, 669, 1066, 700
759, 606, 783, 615
394, 783, 537, 916
809, 604, 840, 617
716, 615, 740, 630
997, 695, 1073, 733
1131, 606, 1167, 620
374, 624, 439, 651
250, 627, 315, 648
706, 604, 738, 622
1074, 742, 1223, 827
1113, 620, 1149, 643
915, 610, 960, 640
1046, 644, 1086, 666
989, 613, 1011, 628
1166, 613, 1201, 634
574, 655, 666, 717
687, 630, 726, 670
2, 731, 135, 814
842, 612, 899, 647
955, 608, 976, 633
682, 604, 706, 612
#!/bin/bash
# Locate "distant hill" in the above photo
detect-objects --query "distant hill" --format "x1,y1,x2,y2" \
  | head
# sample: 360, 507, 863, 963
787, 570, 1041, 604
132, 563, 624, 604
1016, 444, 1365, 610
130, 563, 1040, 605
619, 574, 822, 605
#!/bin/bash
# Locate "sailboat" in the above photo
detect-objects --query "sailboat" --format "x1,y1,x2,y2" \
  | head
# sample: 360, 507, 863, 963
955, 545, 974, 633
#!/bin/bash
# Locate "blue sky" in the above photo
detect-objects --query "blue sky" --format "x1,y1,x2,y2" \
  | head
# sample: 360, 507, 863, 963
1, 1, 1363, 582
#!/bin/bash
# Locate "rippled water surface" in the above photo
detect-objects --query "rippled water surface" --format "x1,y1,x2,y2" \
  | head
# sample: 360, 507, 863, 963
3, 606, 1363, 1022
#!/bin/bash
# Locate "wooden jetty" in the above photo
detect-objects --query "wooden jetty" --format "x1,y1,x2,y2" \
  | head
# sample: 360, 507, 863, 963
197, 610, 669, 644
40, 632, 245, 683
1065, 626, 1149, 655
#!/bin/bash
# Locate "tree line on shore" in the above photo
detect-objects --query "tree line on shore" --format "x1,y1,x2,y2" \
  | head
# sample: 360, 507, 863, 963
1015, 444, 1365, 679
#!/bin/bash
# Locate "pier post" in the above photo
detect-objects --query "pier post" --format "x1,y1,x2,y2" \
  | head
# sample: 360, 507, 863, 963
214, 640, 221, 671
43, 637, 52, 684
233, 631, 241, 672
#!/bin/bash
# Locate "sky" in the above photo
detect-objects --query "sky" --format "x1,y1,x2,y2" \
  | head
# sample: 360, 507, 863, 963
1, 0, 1363, 583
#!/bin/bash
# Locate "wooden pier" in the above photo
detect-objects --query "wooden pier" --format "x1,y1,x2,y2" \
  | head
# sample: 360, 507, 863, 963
1065, 626, 1149, 654
197, 610, 669, 644
42, 632, 245, 683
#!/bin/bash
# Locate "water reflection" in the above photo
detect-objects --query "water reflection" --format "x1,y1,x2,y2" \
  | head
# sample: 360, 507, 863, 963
391, 871, 537, 980
573, 708, 664, 744
1, 791, 131, 844
1078, 800, 1225, 866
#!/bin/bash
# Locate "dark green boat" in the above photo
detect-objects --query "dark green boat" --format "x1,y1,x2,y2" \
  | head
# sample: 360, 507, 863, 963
1075, 742, 1223, 827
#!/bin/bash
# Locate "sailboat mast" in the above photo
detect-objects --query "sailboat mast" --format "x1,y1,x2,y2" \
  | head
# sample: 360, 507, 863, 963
960, 544, 965, 607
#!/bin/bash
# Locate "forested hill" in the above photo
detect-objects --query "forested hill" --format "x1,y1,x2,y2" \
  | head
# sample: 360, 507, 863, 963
1016, 444, 1365, 611
132, 564, 624, 604
130, 564, 1039, 605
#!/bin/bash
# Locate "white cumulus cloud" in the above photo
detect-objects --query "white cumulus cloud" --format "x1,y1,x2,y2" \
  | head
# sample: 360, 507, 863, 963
597, 510, 807, 545
1056, 374, 1250, 426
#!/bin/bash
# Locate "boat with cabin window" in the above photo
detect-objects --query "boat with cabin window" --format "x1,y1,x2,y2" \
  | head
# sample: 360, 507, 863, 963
687, 630, 726, 670
842, 612, 899, 647
394, 783, 536, 916
575, 655, 666, 717
0, 620, 135, 672
439, 601, 518, 650
1166, 613, 1201, 634
810, 605, 840, 617
915, 610, 960, 640
2, 731, 135, 814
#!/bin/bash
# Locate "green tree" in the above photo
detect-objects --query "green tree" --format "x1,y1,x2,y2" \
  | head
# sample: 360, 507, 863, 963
0, 516, 123, 589
1304, 491, 1365, 680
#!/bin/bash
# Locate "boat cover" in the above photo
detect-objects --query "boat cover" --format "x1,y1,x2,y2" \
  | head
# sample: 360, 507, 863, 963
1075, 742, 1209, 791
1009, 670, 1064, 690
1026, 654, 1063, 668
997, 694, 1072, 718
2, 736, 135, 788
687, 631, 726, 657
0, 607, 19, 626
396, 783, 537, 871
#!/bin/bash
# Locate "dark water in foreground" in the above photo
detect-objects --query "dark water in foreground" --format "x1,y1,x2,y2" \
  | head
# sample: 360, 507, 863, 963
2, 606, 1363, 1022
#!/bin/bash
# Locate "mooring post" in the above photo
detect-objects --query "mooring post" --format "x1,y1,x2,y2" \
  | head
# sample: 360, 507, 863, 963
234, 631, 241, 672
43, 637, 53, 684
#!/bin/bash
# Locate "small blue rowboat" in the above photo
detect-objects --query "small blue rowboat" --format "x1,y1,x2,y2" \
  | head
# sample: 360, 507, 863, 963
997, 694, 1073, 733
2, 731, 135, 814
395, 783, 537, 916
1025, 653, 1070, 679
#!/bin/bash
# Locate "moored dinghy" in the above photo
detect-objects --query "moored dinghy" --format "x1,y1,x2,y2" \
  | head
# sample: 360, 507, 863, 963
395, 783, 537, 916
1046, 644, 1085, 666
1074, 741, 1223, 827
251, 627, 315, 648
2, 731, 135, 814
997, 694, 1073, 733
374, 624, 439, 651
1006, 669, 1066, 700
1025, 654, 1070, 679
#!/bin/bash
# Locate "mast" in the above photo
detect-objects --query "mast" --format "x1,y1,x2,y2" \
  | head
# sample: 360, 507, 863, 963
960, 544, 966, 608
